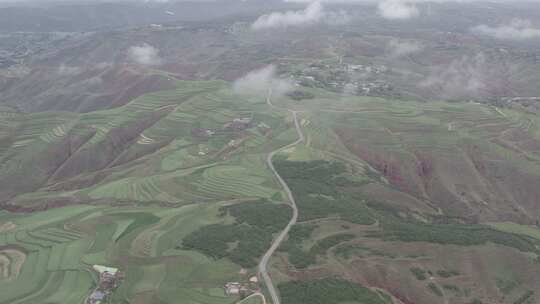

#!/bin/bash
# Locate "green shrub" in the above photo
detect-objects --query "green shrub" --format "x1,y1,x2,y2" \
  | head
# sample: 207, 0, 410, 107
496, 278, 519, 295
111, 212, 160, 242
222, 199, 291, 233
442, 284, 460, 292
427, 283, 443, 297
371, 216, 540, 254
282, 232, 355, 269
436, 270, 460, 278
287, 90, 315, 101
274, 160, 375, 225
278, 278, 390, 304
410, 267, 428, 281
513, 291, 534, 304
180, 200, 291, 268
310, 234, 355, 256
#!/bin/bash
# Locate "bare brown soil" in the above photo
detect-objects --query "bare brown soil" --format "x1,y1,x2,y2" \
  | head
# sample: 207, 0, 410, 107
0, 221, 16, 233
0, 248, 26, 281
334, 126, 540, 224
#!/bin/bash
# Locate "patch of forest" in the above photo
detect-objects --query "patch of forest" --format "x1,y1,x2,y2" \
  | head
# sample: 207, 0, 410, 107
180, 199, 291, 268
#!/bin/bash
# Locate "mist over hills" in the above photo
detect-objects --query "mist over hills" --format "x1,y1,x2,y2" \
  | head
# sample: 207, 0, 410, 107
0, 0, 282, 32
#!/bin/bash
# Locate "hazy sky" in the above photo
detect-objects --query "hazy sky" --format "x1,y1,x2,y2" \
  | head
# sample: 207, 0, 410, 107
1, 0, 540, 3
248, 0, 540, 28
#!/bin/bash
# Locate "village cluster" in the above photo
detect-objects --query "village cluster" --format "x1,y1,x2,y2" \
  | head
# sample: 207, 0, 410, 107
191, 117, 255, 139
224, 275, 260, 298
190, 117, 271, 159
288, 62, 397, 97
84, 263, 263, 303
86, 265, 124, 304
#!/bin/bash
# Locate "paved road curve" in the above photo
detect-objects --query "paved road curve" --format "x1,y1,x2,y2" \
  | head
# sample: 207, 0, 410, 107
259, 91, 304, 304
237, 292, 267, 304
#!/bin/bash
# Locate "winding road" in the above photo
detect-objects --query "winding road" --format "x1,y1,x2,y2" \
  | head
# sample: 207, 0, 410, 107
258, 90, 304, 304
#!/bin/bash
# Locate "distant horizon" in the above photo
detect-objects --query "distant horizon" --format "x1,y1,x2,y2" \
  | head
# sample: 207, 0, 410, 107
2, 0, 540, 4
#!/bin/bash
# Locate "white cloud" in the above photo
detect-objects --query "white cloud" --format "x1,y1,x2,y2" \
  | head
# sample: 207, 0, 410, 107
95, 62, 113, 69
283, 0, 540, 21
252, 1, 325, 30
127, 43, 162, 66
419, 53, 489, 100
251, 1, 353, 30
378, 0, 419, 20
387, 39, 423, 57
472, 19, 540, 40
324, 9, 352, 25
284, 0, 540, 3
233, 65, 293, 96
57, 64, 82, 76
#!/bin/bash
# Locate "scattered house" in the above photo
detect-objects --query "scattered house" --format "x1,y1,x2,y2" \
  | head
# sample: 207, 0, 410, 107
193, 117, 255, 141
290, 61, 394, 97
224, 278, 260, 297
249, 276, 259, 283
0, 58, 17, 69
89, 291, 105, 302
225, 282, 242, 295
257, 122, 271, 135
198, 145, 209, 156
223, 275, 261, 298
100, 271, 119, 290
86, 265, 123, 304
233, 118, 252, 124
225, 117, 253, 131
92, 265, 118, 275
191, 128, 215, 138
347, 64, 364, 72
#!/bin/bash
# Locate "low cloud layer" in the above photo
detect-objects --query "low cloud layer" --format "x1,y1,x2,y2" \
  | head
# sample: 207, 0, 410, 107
233, 65, 293, 96
282, 0, 540, 21
472, 19, 540, 40
57, 64, 82, 76
127, 43, 162, 66
378, 0, 418, 20
252, 1, 325, 30
420, 53, 489, 100
272, 0, 420, 21
387, 39, 423, 57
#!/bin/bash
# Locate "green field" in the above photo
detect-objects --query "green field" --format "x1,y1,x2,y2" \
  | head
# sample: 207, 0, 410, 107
0, 79, 299, 303
0, 203, 250, 304
487, 222, 540, 241
0, 80, 290, 207
3, 76, 540, 304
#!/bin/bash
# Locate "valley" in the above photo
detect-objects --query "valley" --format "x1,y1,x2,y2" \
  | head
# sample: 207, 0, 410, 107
2, 74, 540, 304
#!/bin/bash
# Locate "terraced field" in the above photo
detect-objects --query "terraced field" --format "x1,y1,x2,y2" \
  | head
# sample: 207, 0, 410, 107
284, 91, 540, 223
256, 89, 540, 304
0, 202, 255, 304
0, 79, 297, 304
3, 77, 540, 304
197, 165, 278, 199
0, 80, 290, 207
0, 206, 97, 304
